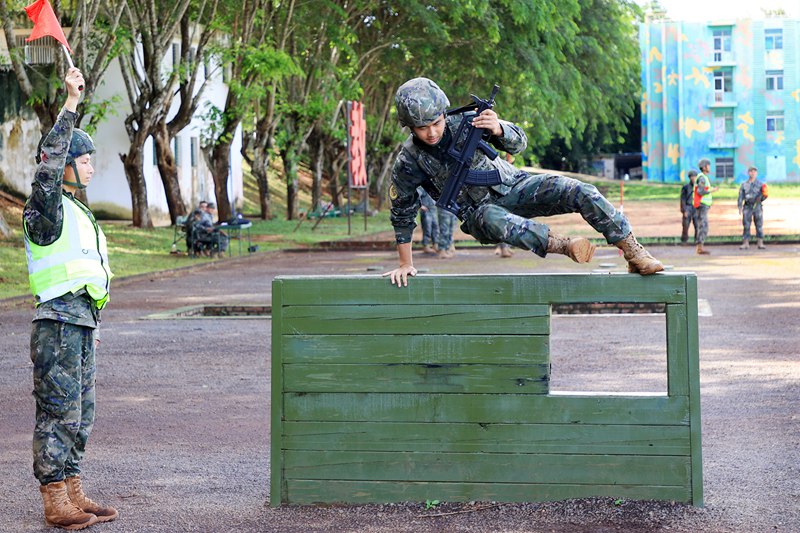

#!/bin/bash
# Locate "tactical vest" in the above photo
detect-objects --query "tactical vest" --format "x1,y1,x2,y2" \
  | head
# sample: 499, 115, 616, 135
402, 114, 522, 208
693, 173, 713, 208
25, 194, 112, 309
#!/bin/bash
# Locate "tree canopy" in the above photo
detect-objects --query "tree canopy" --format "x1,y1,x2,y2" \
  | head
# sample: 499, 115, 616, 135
5, 0, 643, 222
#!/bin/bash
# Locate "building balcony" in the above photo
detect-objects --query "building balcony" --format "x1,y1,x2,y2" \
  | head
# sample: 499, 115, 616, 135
708, 51, 736, 67
709, 133, 737, 148
708, 92, 737, 108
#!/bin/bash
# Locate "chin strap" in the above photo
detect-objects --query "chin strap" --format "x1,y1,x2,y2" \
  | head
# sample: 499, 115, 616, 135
63, 161, 86, 190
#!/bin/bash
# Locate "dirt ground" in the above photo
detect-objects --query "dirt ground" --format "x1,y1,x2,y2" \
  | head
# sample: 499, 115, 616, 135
1, 201, 799, 532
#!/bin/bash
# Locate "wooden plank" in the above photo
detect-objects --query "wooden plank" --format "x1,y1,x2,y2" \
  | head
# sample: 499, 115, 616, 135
684, 274, 704, 506
283, 393, 689, 425
279, 304, 549, 335
283, 363, 549, 394
274, 273, 688, 306
666, 303, 689, 396
284, 450, 691, 486
282, 421, 691, 455
280, 334, 549, 364
284, 480, 692, 505
270, 279, 285, 506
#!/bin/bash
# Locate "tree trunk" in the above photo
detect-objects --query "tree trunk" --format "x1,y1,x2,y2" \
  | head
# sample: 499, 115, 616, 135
120, 149, 153, 228
0, 210, 10, 238
281, 146, 300, 220
252, 146, 273, 220
153, 120, 188, 224
208, 142, 234, 222
374, 145, 400, 211
310, 131, 324, 210
325, 144, 346, 208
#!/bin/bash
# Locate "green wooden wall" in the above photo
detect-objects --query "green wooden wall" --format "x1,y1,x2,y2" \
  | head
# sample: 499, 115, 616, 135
271, 273, 703, 507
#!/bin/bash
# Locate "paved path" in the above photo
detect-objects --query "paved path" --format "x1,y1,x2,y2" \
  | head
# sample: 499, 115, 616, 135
1, 241, 799, 532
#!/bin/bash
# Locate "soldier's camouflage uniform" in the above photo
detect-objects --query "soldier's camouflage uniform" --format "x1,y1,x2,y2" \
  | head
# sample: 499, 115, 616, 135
23, 109, 106, 485
418, 188, 439, 247
737, 179, 767, 240
390, 114, 630, 255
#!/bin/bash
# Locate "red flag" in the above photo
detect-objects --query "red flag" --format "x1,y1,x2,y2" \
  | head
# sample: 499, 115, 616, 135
348, 101, 367, 188
24, 0, 72, 53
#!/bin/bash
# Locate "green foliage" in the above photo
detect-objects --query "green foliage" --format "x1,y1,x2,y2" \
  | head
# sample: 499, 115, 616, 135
424, 499, 441, 510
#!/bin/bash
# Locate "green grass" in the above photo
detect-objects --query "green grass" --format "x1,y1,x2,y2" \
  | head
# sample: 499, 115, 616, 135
0, 209, 391, 299
580, 178, 800, 202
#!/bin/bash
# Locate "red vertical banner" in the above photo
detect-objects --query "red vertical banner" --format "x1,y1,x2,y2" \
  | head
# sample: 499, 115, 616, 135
347, 101, 367, 188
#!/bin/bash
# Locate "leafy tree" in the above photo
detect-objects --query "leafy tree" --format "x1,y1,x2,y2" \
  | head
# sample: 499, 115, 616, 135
202, 0, 298, 222
117, 0, 192, 228
151, 0, 219, 225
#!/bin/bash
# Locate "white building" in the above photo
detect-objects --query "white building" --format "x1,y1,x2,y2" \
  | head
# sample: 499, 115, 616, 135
0, 28, 242, 225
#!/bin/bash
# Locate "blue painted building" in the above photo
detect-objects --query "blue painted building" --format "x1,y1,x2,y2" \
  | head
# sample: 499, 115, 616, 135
640, 18, 800, 183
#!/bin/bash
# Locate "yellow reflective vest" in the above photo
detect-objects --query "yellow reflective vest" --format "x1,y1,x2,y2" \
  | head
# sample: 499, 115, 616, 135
25, 194, 113, 309
694, 173, 713, 207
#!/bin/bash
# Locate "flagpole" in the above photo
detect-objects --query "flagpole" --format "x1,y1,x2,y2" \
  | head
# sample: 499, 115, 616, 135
61, 44, 73, 67
60, 44, 83, 91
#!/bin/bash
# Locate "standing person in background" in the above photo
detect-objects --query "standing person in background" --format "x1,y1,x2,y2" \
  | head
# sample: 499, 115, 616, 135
23, 67, 118, 530
737, 166, 768, 250
693, 158, 718, 255
680, 170, 698, 245
436, 208, 458, 259
418, 188, 439, 254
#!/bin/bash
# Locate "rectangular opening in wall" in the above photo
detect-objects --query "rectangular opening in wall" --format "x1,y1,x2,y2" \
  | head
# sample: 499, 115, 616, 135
549, 308, 667, 395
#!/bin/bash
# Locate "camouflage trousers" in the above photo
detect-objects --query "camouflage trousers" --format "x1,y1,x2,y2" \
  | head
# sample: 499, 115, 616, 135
419, 206, 439, 246
436, 208, 458, 250
742, 204, 764, 240
681, 206, 697, 243
30, 319, 96, 485
461, 173, 631, 257
695, 204, 710, 244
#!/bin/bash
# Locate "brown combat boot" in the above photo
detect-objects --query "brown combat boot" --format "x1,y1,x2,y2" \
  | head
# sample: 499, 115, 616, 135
739, 239, 750, 250
500, 246, 514, 258
546, 233, 596, 264
757, 238, 766, 249
40, 481, 99, 530
65, 476, 119, 523
615, 233, 664, 275
696, 243, 710, 255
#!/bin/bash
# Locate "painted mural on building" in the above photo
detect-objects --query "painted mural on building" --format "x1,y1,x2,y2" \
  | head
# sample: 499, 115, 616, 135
640, 18, 799, 183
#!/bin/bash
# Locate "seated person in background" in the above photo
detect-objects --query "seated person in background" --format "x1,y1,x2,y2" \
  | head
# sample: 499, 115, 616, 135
191, 203, 228, 256
186, 208, 212, 256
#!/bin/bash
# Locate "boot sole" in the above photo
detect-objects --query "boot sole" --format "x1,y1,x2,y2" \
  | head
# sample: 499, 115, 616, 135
94, 510, 119, 522
568, 238, 596, 263
45, 514, 100, 530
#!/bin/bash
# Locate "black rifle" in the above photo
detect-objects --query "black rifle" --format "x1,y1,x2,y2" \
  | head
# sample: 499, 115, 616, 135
436, 84, 502, 217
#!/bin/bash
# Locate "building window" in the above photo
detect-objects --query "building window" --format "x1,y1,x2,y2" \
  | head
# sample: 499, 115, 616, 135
765, 29, 783, 50
766, 70, 784, 91
715, 157, 734, 180
713, 70, 733, 101
173, 137, 182, 165
766, 111, 784, 132
190, 137, 198, 168
172, 43, 180, 67
713, 29, 731, 61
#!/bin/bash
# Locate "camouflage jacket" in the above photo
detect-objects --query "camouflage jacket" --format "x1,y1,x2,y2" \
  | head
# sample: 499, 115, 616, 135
23, 109, 99, 328
389, 114, 528, 244
738, 179, 766, 209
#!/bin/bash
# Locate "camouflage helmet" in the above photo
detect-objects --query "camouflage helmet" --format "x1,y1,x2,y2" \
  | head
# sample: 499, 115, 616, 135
395, 77, 450, 128
698, 158, 711, 170
66, 129, 95, 165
